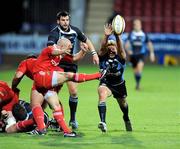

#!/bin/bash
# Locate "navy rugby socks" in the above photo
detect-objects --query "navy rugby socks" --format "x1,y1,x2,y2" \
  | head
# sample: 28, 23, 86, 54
69, 96, 78, 122
120, 104, 130, 122
98, 102, 106, 123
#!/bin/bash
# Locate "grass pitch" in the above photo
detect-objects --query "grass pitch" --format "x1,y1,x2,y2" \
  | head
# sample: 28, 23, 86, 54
0, 64, 179, 149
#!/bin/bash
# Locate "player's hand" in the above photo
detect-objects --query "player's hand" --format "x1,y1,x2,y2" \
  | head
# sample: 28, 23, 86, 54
80, 42, 89, 53
104, 24, 113, 36
64, 50, 71, 55
1, 110, 9, 120
92, 54, 99, 65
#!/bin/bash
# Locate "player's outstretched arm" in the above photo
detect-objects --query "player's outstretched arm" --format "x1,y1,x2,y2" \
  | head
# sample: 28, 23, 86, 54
98, 24, 113, 56
115, 34, 126, 60
86, 38, 99, 65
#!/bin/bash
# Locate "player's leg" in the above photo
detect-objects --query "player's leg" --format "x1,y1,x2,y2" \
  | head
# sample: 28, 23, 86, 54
133, 60, 144, 90
113, 81, 132, 131
44, 90, 75, 137
54, 71, 101, 85
6, 119, 35, 133
97, 85, 111, 132
116, 97, 132, 131
66, 81, 79, 129
30, 89, 46, 134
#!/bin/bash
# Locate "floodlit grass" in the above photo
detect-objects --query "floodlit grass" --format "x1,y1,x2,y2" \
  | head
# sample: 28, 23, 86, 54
0, 65, 180, 149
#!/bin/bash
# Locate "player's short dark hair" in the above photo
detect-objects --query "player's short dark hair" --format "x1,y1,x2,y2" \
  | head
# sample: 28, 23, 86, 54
56, 11, 70, 20
26, 54, 37, 59
12, 103, 27, 121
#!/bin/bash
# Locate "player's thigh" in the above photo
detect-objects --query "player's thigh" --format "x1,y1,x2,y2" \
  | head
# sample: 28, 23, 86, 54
98, 85, 112, 101
116, 97, 128, 107
30, 89, 44, 107
45, 91, 61, 111
56, 71, 74, 85
134, 61, 144, 73
137, 61, 144, 71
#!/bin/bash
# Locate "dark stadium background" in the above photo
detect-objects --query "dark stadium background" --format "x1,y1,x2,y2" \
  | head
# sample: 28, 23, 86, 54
0, 0, 179, 66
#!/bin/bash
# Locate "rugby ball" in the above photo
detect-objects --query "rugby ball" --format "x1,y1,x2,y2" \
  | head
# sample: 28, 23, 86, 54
112, 15, 125, 35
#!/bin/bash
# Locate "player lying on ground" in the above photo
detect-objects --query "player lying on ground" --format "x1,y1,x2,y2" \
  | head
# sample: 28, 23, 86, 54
0, 100, 49, 133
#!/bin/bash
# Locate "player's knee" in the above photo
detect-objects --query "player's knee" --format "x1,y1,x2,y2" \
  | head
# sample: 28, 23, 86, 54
98, 88, 108, 100
69, 88, 78, 97
64, 72, 74, 80
51, 104, 61, 111
98, 93, 107, 101
48, 99, 61, 111
118, 98, 127, 106
98, 99, 106, 104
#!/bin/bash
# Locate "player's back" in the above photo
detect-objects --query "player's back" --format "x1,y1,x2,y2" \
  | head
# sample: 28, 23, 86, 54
17, 58, 36, 80
25, 58, 36, 79
33, 46, 61, 73
0, 81, 14, 99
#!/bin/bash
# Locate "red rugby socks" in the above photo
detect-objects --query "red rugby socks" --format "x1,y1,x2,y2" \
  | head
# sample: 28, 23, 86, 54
32, 105, 45, 130
73, 72, 101, 82
53, 109, 71, 133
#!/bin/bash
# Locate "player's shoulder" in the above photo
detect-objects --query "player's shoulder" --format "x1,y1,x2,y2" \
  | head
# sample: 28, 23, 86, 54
70, 25, 80, 30
50, 26, 60, 33
26, 58, 36, 64
40, 46, 52, 55
70, 25, 82, 33
44, 45, 56, 53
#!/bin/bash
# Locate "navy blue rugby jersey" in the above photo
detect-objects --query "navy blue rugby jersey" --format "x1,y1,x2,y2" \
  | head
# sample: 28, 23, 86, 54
127, 31, 150, 55
99, 53, 126, 85
47, 25, 87, 54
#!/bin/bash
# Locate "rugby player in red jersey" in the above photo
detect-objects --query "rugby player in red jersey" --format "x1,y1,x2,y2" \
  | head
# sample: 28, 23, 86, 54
0, 81, 19, 132
31, 38, 104, 137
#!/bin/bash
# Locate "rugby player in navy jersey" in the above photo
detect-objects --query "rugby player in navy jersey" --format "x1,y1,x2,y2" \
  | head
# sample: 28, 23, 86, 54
125, 19, 155, 90
97, 24, 132, 132
47, 11, 99, 129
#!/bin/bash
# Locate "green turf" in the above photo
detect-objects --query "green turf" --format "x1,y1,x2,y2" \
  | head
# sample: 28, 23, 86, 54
0, 65, 180, 149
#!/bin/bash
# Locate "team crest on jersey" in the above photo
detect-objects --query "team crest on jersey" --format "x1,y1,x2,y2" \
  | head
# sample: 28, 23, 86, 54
50, 55, 60, 66
39, 71, 45, 76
